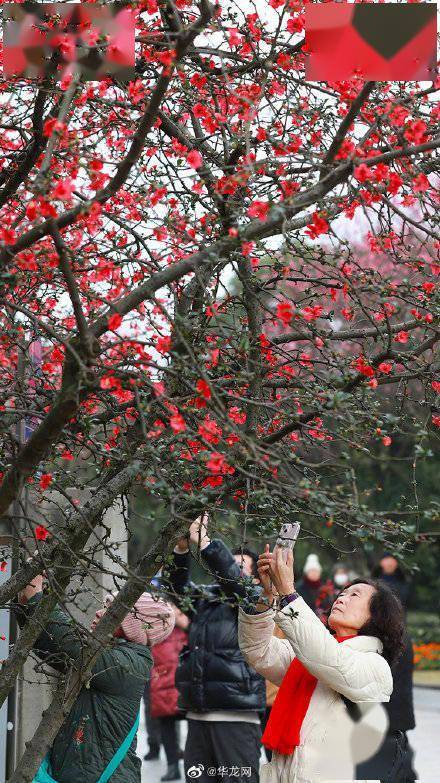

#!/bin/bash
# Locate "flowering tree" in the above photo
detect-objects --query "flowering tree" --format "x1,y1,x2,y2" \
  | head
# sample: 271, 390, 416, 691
0, 0, 439, 778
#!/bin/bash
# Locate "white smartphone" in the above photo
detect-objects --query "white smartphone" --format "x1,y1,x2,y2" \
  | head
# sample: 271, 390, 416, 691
275, 521, 301, 563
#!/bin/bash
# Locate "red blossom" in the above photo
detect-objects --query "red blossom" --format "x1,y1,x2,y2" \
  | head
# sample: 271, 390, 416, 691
301, 305, 323, 322
196, 379, 211, 399
202, 475, 223, 487
354, 164, 372, 183
0, 228, 16, 245
228, 28, 242, 47
108, 313, 122, 331
26, 201, 39, 220
198, 416, 222, 443
412, 173, 430, 193
51, 179, 75, 201
170, 413, 186, 433
228, 406, 246, 425
305, 212, 329, 239
35, 525, 50, 541
206, 452, 234, 475
247, 200, 270, 221
404, 120, 427, 145
100, 375, 118, 390
378, 362, 393, 374
39, 473, 53, 490
157, 48, 176, 67
155, 336, 172, 354
186, 150, 203, 169
394, 331, 408, 344
241, 241, 255, 256
353, 356, 374, 378
276, 301, 293, 325
43, 118, 66, 137
298, 353, 312, 367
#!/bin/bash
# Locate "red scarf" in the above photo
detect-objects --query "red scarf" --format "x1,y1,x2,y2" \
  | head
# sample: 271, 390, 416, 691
262, 635, 356, 755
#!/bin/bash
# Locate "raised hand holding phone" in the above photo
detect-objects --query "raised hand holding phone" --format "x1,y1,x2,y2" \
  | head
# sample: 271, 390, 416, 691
275, 521, 301, 564
258, 545, 295, 597
257, 544, 278, 598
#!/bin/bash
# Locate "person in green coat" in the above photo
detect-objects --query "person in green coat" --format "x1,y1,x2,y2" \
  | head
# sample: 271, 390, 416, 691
16, 574, 176, 783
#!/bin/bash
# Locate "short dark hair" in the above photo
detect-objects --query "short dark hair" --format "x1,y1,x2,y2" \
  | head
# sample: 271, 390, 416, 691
348, 577, 405, 666
232, 546, 259, 579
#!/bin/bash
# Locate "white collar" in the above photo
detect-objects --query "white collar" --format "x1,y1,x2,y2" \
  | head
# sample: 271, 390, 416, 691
340, 634, 383, 654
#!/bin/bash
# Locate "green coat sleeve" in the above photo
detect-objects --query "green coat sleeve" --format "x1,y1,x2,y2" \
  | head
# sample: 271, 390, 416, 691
19, 594, 152, 693
16, 593, 84, 673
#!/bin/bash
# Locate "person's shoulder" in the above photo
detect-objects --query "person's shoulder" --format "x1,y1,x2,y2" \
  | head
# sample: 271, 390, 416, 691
355, 644, 393, 698
375, 651, 393, 694
364, 644, 393, 682
112, 640, 153, 673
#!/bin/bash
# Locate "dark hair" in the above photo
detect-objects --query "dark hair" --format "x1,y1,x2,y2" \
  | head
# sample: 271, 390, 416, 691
232, 547, 259, 579
346, 577, 405, 666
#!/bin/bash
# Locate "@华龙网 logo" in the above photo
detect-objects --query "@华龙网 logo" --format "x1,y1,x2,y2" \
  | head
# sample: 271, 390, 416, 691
187, 765, 204, 778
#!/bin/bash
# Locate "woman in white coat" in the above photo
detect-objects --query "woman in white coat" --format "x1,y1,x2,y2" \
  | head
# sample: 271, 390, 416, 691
238, 546, 405, 783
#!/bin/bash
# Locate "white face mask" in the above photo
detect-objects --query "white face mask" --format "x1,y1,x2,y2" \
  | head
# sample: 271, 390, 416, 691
334, 573, 349, 587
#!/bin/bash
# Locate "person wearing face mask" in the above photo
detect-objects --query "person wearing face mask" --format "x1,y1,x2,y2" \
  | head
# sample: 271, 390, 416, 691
333, 563, 350, 590
314, 563, 351, 625
238, 545, 407, 783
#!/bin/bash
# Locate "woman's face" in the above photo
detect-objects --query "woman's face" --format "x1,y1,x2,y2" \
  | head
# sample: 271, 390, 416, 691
328, 583, 375, 632
90, 595, 123, 636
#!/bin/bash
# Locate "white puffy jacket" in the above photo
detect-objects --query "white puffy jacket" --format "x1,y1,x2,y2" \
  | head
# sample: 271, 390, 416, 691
238, 595, 393, 783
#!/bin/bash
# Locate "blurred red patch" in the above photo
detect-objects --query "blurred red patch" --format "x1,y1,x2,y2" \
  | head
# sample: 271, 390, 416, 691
305, 3, 437, 81
3, 3, 135, 82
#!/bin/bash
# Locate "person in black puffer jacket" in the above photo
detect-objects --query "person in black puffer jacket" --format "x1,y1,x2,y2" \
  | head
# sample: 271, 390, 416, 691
359, 554, 417, 781
164, 514, 265, 783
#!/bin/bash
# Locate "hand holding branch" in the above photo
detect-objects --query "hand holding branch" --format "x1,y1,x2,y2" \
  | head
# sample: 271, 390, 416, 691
18, 574, 44, 604
174, 511, 211, 553
188, 512, 211, 549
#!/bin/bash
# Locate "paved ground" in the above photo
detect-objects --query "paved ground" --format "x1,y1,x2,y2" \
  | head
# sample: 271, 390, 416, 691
409, 687, 440, 782
139, 687, 440, 782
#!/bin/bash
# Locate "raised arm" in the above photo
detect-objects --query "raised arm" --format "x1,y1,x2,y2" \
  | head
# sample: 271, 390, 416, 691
166, 548, 192, 595
15, 591, 153, 690
274, 597, 392, 702
238, 605, 294, 686
161, 527, 205, 618
188, 514, 260, 604
201, 539, 261, 604
15, 591, 92, 673
165, 514, 260, 606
